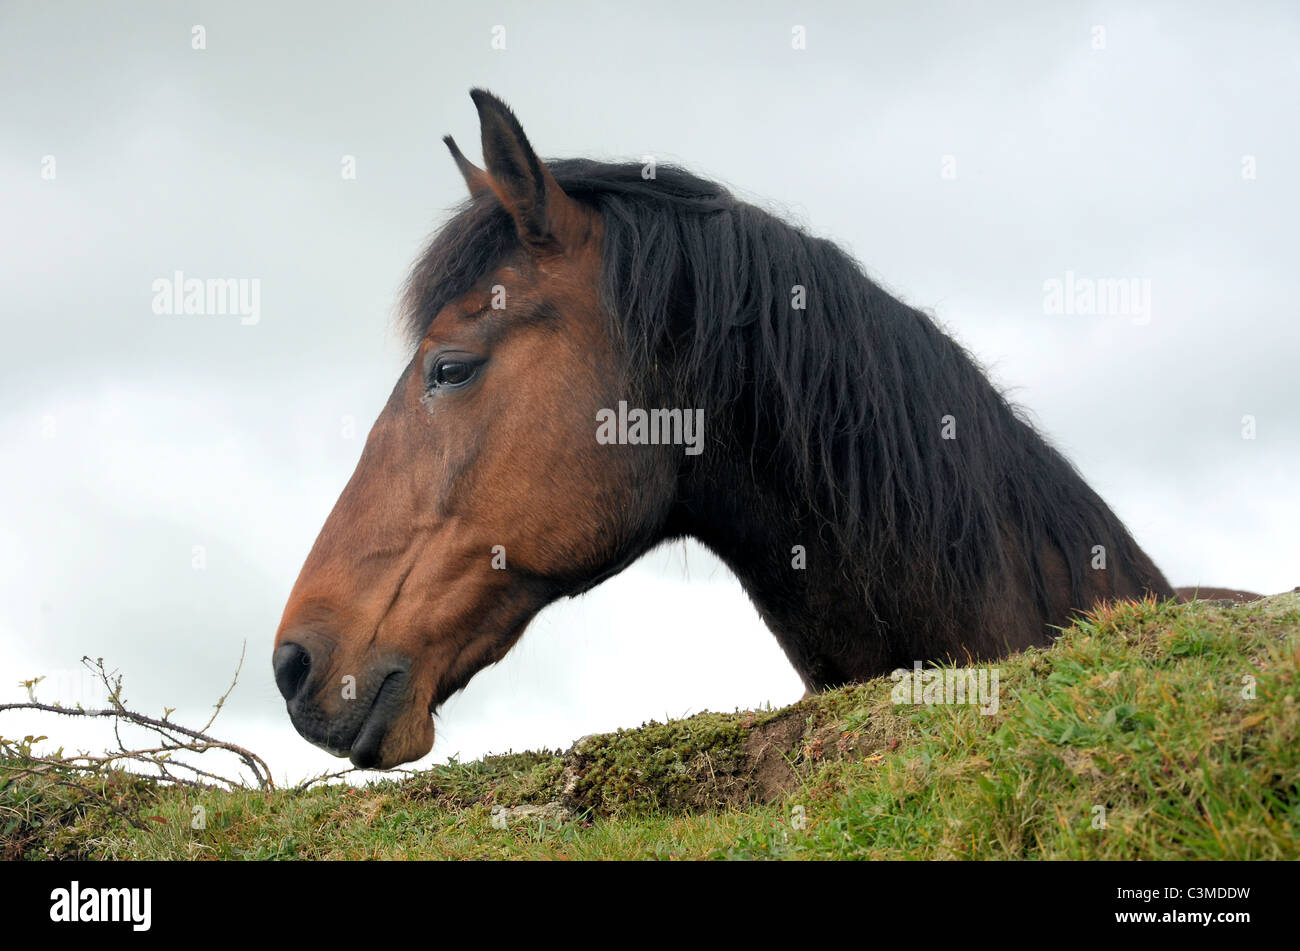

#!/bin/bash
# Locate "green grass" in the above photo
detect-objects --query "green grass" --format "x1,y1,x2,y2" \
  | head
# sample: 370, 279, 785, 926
4, 592, 1298, 859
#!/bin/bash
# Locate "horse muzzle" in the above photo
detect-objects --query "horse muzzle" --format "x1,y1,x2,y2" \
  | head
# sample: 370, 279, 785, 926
272, 638, 432, 768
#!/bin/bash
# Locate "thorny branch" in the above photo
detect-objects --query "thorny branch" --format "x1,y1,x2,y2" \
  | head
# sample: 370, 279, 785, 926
0, 647, 274, 795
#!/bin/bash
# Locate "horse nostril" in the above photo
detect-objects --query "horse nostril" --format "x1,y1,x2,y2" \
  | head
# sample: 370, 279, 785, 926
273, 643, 313, 701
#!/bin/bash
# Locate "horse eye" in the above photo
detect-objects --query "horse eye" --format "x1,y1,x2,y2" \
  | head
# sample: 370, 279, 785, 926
432, 360, 478, 388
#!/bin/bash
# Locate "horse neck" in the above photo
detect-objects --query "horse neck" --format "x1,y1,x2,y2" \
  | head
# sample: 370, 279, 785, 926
668, 441, 904, 689
668, 412, 1174, 691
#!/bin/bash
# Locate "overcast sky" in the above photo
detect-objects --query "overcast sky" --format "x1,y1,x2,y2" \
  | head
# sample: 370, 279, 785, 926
2, 1, 1296, 785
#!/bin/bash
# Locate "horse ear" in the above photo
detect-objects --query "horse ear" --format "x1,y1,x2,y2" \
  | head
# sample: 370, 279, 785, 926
443, 135, 491, 198
468, 88, 584, 253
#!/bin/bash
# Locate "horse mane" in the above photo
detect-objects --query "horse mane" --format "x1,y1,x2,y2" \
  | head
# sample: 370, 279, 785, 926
402, 159, 1153, 621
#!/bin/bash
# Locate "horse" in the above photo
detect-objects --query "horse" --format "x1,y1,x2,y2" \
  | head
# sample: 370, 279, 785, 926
273, 89, 1261, 769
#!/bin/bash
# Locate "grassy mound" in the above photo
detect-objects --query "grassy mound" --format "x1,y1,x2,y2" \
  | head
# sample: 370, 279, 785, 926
4, 592, 1298, 859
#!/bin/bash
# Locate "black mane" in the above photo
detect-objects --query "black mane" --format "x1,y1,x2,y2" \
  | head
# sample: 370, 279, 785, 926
402, 159, 1157, 623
